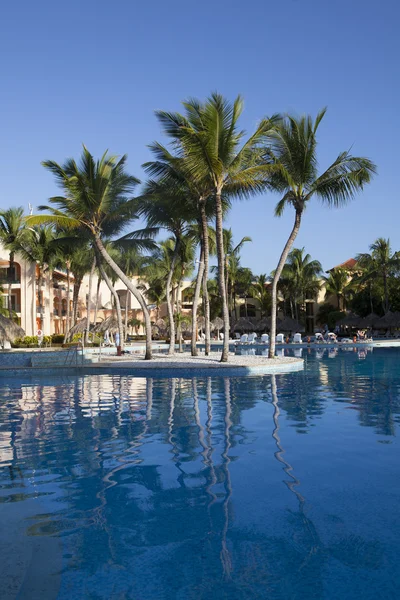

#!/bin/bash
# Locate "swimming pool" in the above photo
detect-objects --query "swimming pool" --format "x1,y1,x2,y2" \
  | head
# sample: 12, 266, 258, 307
0, 348, 399, 599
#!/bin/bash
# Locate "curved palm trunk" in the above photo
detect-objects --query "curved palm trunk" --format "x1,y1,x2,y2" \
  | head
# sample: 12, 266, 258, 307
94, 235, 152, 360
93, 276, 101, 329
96, 259, 124, 352
383, 269, 389, 313
269, 210, 302, 358
369, 281, 374, 314
8, 251, 14, 320
191, 247, 205, 356
200, 203, 211, 355
38, 266, 45, 333
65, 265, 71, 338
124, 289, 130, 343
215, 192, 230, 362
72, 277, 82, 327
166, 239, 180, 356
85, 257, 96, 344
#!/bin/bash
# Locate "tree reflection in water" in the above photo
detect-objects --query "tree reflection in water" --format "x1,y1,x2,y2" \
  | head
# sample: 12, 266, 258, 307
0, 350, 398, 599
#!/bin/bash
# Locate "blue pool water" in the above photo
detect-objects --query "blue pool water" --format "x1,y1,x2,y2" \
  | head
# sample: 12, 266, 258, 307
0, 348, 399, 599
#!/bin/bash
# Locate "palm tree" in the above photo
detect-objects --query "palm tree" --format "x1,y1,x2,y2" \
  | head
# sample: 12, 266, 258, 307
28, 147, 154, 359
0, 207, 26, 319
322, 267, 351, 310
18, 225, 61, 332
69, 244, 94, 326
280, 248, 322, 321
223, 228, 252, 318
266, 109, 376, 357
142, 143, 217, 357
250, 274, 271, 318
137, 185, 195, 355
357, 238, 400, 314
156, 93, 278, 361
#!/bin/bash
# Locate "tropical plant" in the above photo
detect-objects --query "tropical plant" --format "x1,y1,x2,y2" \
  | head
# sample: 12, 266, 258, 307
223, 228, 252, 318
28, 146, 154, 359
0, 207, 27, 319
137, 187, 194, 354
356, 238, 400, 314
250, 274, 271, 318
155, 93, 278, 361
280, 248, 322, 321
322, 267, 352, 310
18, 225, 62, 331
266, 109, 376, 357
142, 141, 218, 357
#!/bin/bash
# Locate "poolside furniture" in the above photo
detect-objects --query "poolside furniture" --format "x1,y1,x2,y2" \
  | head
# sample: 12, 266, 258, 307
276, 333, 285, 343
240, 334, 248, 344
247, 332, 257, 344
315, 333, 324, 343
235, 333, 241, 340
2, 340, 12, 350
293, 333, 302, 343
327, 332, 337, 343
261, 333, 269, 344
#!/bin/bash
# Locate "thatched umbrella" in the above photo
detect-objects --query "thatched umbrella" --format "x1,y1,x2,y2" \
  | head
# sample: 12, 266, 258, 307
0, 314, 25, 343
212, 317, 224, 338
93, 315, 123, 334
376, 311, 400, 329
254, 316, 276, 332
65, 317, 88, 341
233, 317, 255, 332
338, 313, 360, 327
355, 313, 380, 328
278, 316, 305, 333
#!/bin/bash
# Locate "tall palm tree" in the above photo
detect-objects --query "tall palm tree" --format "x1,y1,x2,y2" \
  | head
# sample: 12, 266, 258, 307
137, 190, 194, 354
223, 228, 252, 318
156, 93, 278, 361
357, 238, 400, 314
0, 207, 26, 319
142, 143, 217, 357
266, 109, 376, 357
28, 147, 154, 359
280, 248, 322, 321
322, 267, 352, 310
18, 225, 61, 331
250, 274, 271, 318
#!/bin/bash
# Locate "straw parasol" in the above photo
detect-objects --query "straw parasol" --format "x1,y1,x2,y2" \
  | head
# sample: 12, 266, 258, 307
93, 315, 123, 334
0, 314, 25, 343
65, 317, 88, 341
338, 313, 360, 327
233, 317, 255, 332
254, 316, 282, 332
278, 316, 305, 333
355, 313, 380, 328
376, 311, 400, 329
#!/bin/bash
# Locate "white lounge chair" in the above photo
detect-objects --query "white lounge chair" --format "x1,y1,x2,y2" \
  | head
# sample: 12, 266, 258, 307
315, 333, 324, 343
293, 333, 302, 344
3, 340, 12, 350
240, 334, 248, 344
261, 333, 269, 344
276, 333, 285, 344
327, 332, 337, 343
235, 333, 241, 340
247, 332, 257, 344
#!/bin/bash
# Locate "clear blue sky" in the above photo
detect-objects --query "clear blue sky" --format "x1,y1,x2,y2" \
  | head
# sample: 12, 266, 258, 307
0, 0, 398, 274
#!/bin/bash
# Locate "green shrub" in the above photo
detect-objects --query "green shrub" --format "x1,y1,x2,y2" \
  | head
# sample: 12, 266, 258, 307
51, 334, 65, 344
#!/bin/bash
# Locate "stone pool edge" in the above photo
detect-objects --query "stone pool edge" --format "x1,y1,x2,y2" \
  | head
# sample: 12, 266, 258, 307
0, 356, 304, 378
